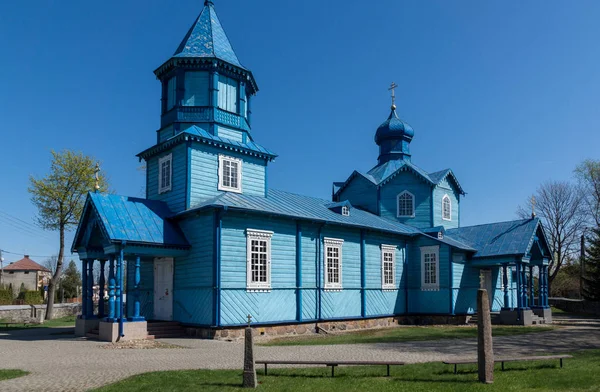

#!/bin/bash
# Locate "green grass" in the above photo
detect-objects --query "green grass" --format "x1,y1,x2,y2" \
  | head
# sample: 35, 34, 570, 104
93, 349, 600, 392
0, 369, 28, 381
0, 315, 76, 331
260, 325, 557, 346
551, 307, 568, 315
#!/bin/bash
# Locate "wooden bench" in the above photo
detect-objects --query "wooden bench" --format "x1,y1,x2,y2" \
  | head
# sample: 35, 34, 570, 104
0, 321, 36, 328
255, 360, 405, 377
443, 355, 573, 374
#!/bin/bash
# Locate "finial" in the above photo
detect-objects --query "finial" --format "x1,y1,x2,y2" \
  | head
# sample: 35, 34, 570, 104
247, 314, 252, 327
531, 195, 536, 218
94, 162, 101, 193
388, 82, 398, 111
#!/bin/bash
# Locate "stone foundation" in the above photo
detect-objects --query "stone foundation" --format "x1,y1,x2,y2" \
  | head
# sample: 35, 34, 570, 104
75, 317, 100, 337
183, 315, 470, 341
99, 321, 148, 342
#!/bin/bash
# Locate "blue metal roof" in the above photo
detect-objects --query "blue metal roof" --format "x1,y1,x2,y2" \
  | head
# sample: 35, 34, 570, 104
446, 218, 542, 258
428, 168, 466, 195
173, 1, 244, 69
181, 189, 422, 236
137, 126, 277, 161
73, 193, 189, 250
366, 159, 432, 185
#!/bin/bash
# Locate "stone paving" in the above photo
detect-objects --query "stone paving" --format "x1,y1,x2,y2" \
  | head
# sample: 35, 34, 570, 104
0, 315, 598, 392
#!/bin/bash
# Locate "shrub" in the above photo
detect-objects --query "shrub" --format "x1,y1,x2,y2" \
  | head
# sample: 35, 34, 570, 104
0, 289, 11, 305
20, 291, 43, 305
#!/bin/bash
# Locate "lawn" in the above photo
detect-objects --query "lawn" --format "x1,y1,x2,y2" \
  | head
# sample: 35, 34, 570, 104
0, 315, 76, 331
260, 325, 557, 346
0, 369, 28, 381
93, 349, 600, 392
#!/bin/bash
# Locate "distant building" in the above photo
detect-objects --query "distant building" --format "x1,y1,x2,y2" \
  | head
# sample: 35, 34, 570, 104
1, 255, 51, 296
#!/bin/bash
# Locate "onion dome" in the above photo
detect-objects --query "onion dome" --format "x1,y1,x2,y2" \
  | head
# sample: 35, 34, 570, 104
374, 104, 415, 164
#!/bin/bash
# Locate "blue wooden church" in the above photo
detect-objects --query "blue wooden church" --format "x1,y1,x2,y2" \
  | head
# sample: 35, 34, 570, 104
73, 1, 552, 341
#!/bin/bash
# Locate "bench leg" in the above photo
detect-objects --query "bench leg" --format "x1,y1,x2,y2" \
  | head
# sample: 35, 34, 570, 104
454, 364, 457, 375
387, 364, 390, 377
264, 363, 267, 375
331, 365, 335, 378
560, 358, 563, 368
502, 362, 505, 371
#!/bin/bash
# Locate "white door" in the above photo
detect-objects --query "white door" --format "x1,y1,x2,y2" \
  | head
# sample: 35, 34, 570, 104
154, 258, 174, 321
480, 269, 493, 309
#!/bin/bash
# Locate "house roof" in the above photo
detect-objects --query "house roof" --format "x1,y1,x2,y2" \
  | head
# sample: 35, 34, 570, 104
180, 189, 422, 236
72, 193, 190, 252
137, 126, 277, 161
173, 1, 245, 69
3, 256, 50, 272
445, 218, 545, 259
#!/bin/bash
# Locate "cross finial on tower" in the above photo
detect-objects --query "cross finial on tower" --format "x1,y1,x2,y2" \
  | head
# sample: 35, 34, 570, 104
388, 82, 398, 110
531, 195, 537, 218
94, 163, 101, 193
247, 314, 252, 327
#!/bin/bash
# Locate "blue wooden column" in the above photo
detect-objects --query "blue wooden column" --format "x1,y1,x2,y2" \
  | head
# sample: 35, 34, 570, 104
521, 264, 528, 308
515, 263, 522, 309
542, 265, 549, 308
81, 259, 88, 318
107, 256, 115, 321
502, 264, 510, 309
98, 260, 106, 318
130, 256, 144, 321
87, 259, 94, 317
296, 222, 303, 322
528, 266, 534, 307
115, 254, 122, 320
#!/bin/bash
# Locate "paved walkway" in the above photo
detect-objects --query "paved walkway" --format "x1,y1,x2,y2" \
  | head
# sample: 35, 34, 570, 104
0, 315, 598, 392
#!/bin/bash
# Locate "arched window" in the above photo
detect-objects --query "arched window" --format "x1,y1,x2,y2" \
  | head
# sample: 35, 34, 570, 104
442, 194, 452, 221
397, 191, 415, 218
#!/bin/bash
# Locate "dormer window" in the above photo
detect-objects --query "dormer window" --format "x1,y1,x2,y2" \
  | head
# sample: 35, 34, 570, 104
397, 191, 415, 218
442, 194, 452, 221
158, 154, 172, 194
218, 155, 242, 193
341, 206, 350, 216
438, 232, 444, 240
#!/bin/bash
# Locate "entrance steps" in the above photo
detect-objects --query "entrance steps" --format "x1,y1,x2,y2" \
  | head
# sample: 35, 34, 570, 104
147, 321, 185, 339
86, 328, 100, 340
470, 312, 548, 326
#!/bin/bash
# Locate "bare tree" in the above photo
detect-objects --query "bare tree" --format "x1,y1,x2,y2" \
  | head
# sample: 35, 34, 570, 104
42, 256, 58, 276
575, 159, 600, 227
518, 180, 586, 288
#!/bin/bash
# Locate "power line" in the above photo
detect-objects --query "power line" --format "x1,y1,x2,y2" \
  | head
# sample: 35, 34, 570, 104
0, 212, 55, 241
0, 249, 58, 259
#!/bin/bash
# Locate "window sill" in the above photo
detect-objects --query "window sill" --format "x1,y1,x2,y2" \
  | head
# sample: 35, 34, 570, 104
158, 188, 172, 195
382, 287, 397, 291
421, 287, 440, 292
397, 215, 415, 219
324, 288, 343, 292
218, 186, 242, 194
246, 288, 271, 293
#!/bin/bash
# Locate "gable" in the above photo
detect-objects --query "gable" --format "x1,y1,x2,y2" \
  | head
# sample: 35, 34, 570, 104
379, 170, 432, 229
336, 173, 378, 213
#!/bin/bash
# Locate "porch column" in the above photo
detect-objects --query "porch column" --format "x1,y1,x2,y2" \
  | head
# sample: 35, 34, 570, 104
107, 256, 115, 321
131, 256, 144, 321
502, 264, 510, 309
543, 265, 549, 308
87, 259, 94, 317
528, 266, 534, 307
115, 255, 122, 320
98, 260, 106, 318
515, 263, 522, 309
521, 264, 528, 308
81, 259, 88, 318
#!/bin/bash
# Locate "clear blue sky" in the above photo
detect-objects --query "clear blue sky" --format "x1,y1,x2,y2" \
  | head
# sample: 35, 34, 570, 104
0, 0, 598, 264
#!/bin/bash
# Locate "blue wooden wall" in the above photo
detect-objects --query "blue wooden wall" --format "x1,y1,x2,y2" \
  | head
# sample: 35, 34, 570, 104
337, 175, 378, 214
432, 177, 460, 229
173, 212, 215, 325
216, 126, 243, 143
379, 171, 432, 229
189, 144, 267, 208
147, 144, 187, 213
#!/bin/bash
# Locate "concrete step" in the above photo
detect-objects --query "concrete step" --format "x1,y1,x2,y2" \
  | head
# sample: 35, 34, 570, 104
85, 332, 99, 340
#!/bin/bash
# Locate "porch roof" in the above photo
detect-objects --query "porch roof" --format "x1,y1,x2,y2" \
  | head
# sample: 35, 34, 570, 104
445, 218, 547, 260
72, 193, 190, 253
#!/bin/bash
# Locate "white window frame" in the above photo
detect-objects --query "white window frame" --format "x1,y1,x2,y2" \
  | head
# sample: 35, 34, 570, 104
324, 237, 344, 290
381, 244, 397, 290
421, 245, 440, 291
218, 154, 242, 193
246, 229, 273, 290
442, 194, 452, 221
158, 154, 172, 194
397, 191, 415, 218
341, 206, 350, 216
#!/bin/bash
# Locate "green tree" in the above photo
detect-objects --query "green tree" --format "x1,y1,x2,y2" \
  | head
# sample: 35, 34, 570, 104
62, 260, 82, 299
575, 159, 600, 227
583, 228, 600, 301
29, 150, 109, 319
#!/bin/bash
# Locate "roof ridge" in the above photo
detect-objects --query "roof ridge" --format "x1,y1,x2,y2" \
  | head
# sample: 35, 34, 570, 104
447, 217, 537, 232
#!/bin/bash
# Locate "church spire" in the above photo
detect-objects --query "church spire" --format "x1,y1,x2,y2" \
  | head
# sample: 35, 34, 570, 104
374, 83, 415, 165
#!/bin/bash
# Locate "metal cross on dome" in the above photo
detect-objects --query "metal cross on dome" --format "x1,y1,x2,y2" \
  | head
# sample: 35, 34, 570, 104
531, 195, 537, 218
388, 82, 398, 108
94, 163, 101, 193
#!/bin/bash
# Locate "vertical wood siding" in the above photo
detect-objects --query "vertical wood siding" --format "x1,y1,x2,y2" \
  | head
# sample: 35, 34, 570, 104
216, 126, 243, 142
189, 145, 266, 208
147, 144, 187, 213
172, 212, 215, 325
337, 175, 378, 214
432, 177, 460, 229
379, 171, 432, 229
